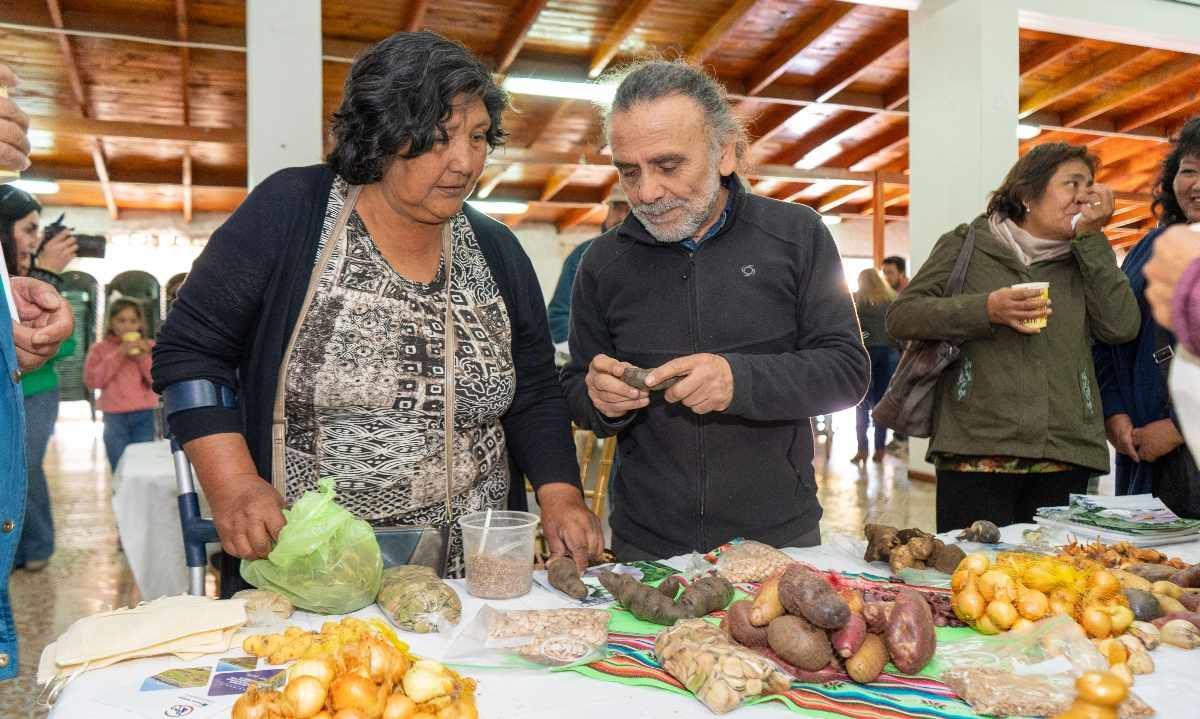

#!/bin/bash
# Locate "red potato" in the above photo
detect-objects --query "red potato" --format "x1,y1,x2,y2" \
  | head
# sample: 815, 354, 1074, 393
1151, 612, 1200, 631
884, 590, 937, 675
778, 565, 851, 630
831, 613, 867, 658
1170, 565, 1200, 589
862, 602, 894, 634
722, 600, 770, 648
753, 648, 842, 684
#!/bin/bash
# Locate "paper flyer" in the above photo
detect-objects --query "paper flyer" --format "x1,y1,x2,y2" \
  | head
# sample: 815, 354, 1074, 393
139, 667, 213, 692
207, 668, 286, 697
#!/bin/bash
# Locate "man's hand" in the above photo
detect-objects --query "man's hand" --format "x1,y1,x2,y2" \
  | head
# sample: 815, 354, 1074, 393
1105, 413, 1139, 461
0, 65, 31, 173
986, 287, 1050, 334
1133, 418, 1185, 463
586, 353, 648, 418
1144, 225, 1200, 331
1075, 183, 1116, 236
537, 483, 603, 573
206, 474, 286, 559
34, 229, 77, 274
645, 353, 734, 415
10, 276, 73, 371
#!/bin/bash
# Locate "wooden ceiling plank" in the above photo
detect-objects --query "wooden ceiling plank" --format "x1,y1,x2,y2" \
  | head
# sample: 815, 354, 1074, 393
403, 0, 431, 32
1019, 37, 1083, 78
556, 206, 600, 232
176, 0, 192, 222
817, 184, 870, 212
744, 2, 856, 96
848, 132, 909, 172
1117, 85, 1200, 132
882, 78, 908, 111
588, 0, 657, 79
685, 0, 761, 65
494, 0, 550, 74
46, 0, 117, 219
1063, 56, 1200, 128
824, 122, 909, 170
1019, 45, 1153, 118
181, 148, 193, 223
477, 164, 519, 199
814, 36, 908, 104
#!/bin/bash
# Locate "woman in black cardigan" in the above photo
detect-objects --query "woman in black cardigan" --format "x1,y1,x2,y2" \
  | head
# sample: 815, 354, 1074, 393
153, 31, 601, 578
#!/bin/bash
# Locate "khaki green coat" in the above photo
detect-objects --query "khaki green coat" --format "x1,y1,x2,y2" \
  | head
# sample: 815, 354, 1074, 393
886, 215, 1140, 473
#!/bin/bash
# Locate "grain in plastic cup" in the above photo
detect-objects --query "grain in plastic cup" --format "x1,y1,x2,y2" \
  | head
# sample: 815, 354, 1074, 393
1012, 281, 1050, 329
459, 510, 538, 599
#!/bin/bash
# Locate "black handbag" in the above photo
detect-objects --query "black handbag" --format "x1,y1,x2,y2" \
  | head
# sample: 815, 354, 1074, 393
872, 226, 976, 438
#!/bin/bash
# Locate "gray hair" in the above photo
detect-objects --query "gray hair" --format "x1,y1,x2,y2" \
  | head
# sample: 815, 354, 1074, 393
603, 60, 749, 164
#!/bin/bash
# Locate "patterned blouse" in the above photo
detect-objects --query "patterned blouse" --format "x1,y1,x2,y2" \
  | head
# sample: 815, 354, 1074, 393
282, 178, 517, 574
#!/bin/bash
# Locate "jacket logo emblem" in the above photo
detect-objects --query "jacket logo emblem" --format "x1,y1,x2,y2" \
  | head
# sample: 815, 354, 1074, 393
740, 264, 756, 277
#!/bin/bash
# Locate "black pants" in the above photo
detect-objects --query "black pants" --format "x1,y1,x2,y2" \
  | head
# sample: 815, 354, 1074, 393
935, 469, 1091, 533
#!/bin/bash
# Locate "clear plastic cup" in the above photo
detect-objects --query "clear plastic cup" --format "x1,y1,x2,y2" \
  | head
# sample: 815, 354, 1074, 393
459, 510, 538, 599
1012, 281, 1050, 329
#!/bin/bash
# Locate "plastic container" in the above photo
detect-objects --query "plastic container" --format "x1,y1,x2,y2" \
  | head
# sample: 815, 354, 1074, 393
1011, 282, 1050, 329
459, 510, 538, 599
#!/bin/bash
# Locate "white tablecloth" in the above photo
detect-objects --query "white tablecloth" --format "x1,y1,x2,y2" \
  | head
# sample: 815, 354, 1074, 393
49, 524, 1200, 718
112, 439, 213, 601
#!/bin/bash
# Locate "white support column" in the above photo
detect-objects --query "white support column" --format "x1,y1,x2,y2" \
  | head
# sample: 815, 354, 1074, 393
247, 0, 323, 188
906, 0, 1020, 479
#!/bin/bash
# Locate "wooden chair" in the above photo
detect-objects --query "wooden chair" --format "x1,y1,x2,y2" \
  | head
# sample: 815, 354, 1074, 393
525, 426, 617, 519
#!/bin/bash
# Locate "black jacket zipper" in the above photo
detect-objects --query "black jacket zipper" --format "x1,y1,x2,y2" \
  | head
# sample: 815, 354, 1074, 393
682, 250, 706, 550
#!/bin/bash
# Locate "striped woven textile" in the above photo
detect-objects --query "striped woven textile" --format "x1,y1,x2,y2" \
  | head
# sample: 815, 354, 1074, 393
565, 570, 981, 718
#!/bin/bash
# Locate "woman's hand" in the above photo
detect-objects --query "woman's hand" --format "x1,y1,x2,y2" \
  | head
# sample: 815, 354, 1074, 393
35, 228, 78, 274
206, 472, 286, 559
1075, 184, 1115, 236
1105, 413, 1139, 461
537, 483, 603, 573
1132, 418, 1185, 463
1144, 225, 1200, 331
986, 287, 1051, 334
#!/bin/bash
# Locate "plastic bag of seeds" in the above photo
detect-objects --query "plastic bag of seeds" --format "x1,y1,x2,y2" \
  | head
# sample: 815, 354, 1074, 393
445, 606, 610, 669
711, 540, 796, 584
376, 565, 461, 633
655, 618, 792, 714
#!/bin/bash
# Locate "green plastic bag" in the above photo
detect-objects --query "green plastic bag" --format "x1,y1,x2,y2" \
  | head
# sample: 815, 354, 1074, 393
241, 478, 383, 614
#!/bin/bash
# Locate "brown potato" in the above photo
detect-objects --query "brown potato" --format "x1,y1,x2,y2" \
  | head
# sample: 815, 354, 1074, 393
778, 565, 850, 630
884, 590, 936, 674
845, 633, 889, 684
766, 615, 833, 671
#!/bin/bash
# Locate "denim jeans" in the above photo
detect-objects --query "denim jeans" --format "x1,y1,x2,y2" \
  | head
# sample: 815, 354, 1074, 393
856, 345, 898, 453
102, 409, 156, 471
16, 388, 58, 565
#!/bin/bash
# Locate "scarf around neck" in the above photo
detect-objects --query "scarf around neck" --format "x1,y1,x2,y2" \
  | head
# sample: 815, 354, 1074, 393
988, 213, 1074, 266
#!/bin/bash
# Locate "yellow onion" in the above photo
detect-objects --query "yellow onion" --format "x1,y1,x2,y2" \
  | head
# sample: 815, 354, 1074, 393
382, 694, 417, 719
953, 584, 986, 622
331, 673, 386, 718
285, 675, 328, 718
1015, 586, 1049, 620
232, 686, 295, 719
1081, 607, 1113, 639
961, 553, 990, 575
290, 657, 337, 689
977, 570, 1017, 603
986, 600, 1018, 630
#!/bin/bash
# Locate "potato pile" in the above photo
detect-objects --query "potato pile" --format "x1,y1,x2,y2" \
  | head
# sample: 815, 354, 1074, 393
951, 553, 1133, 639
232, 636, 478, 719
720, 564, 937, 683
863, 524, 967, 576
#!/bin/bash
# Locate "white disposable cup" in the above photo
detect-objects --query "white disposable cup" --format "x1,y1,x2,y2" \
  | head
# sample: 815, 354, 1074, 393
1012, 282, 1050, 328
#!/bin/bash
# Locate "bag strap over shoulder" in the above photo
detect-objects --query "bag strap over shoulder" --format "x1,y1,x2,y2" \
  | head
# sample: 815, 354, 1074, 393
945, 225, 976, 298
441, 223, 456, 525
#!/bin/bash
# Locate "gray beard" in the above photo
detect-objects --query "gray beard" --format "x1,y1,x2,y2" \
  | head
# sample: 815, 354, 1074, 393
633, 172, 723, 244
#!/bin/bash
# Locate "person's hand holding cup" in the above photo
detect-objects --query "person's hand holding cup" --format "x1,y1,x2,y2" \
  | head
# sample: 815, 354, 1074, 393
987, 283, 1051, 334
120, 331, 144, 357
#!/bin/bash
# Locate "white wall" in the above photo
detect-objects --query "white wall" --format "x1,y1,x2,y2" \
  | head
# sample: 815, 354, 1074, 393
510, 222, 600, 302
826, 218, 910, 264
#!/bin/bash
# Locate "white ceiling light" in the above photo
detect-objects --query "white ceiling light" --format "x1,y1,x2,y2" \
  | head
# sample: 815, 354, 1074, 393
1017, 122, 1043, 140
821, 215, 843, 226
502, 76, 616, 105
467, 200, 529, 216
7, 179, 60, 195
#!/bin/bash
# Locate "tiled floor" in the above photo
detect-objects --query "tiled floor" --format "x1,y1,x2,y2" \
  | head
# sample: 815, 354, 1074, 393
1, 403, 931, 717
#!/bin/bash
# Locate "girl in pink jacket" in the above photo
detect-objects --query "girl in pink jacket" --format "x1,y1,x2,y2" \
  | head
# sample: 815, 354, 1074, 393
84, 299, 158, 470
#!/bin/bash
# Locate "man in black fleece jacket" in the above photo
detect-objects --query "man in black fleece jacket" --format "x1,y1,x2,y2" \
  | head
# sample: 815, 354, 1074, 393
561, 61, 869, 560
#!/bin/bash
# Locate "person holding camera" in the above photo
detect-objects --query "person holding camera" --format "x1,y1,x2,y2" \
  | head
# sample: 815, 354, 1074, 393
1, 184, 77, 571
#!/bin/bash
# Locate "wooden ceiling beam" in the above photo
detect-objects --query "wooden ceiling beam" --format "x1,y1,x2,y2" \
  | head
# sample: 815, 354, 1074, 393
1019, 37, 1082, 78
21, 161, 246, 188
493, 0, 550, 74
1062, 56, 1200, 128
176, 0, 191, 223
685, 0, 761, 65
822, 122, 909, 171
814, 35, 907, 103
476, 165, 518, 199
403, 0, 430, 32
1019, 45, 1153, 119
882, 78, 908, 111
816, 184, 870, 212
540, 166, 575, 202
28, 115, 246, 144
769, 112, 873, 167
848, 131, 909, 172
1116, 85, 1200, 132
588, 0, 656, 79
744, 2, 856, 96
45, 0, 117, 220
556, 206, 601, 232
181, 148, 193, 223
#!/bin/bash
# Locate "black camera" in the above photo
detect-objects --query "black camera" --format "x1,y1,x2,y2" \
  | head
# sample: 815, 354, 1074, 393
39, 212, 106, 259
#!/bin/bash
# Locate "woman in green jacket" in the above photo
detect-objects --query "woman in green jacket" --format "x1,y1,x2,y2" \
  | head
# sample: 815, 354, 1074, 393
887, 143, 1140, 532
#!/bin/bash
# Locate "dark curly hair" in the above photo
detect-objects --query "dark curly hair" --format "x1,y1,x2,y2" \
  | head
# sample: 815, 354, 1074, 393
326, 31, 508, 184
986, 142, 1098, 222
1152, 116, 1200, 225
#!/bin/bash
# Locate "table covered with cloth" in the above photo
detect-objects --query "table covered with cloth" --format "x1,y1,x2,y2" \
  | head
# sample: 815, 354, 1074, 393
48, 524, 1200, 718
